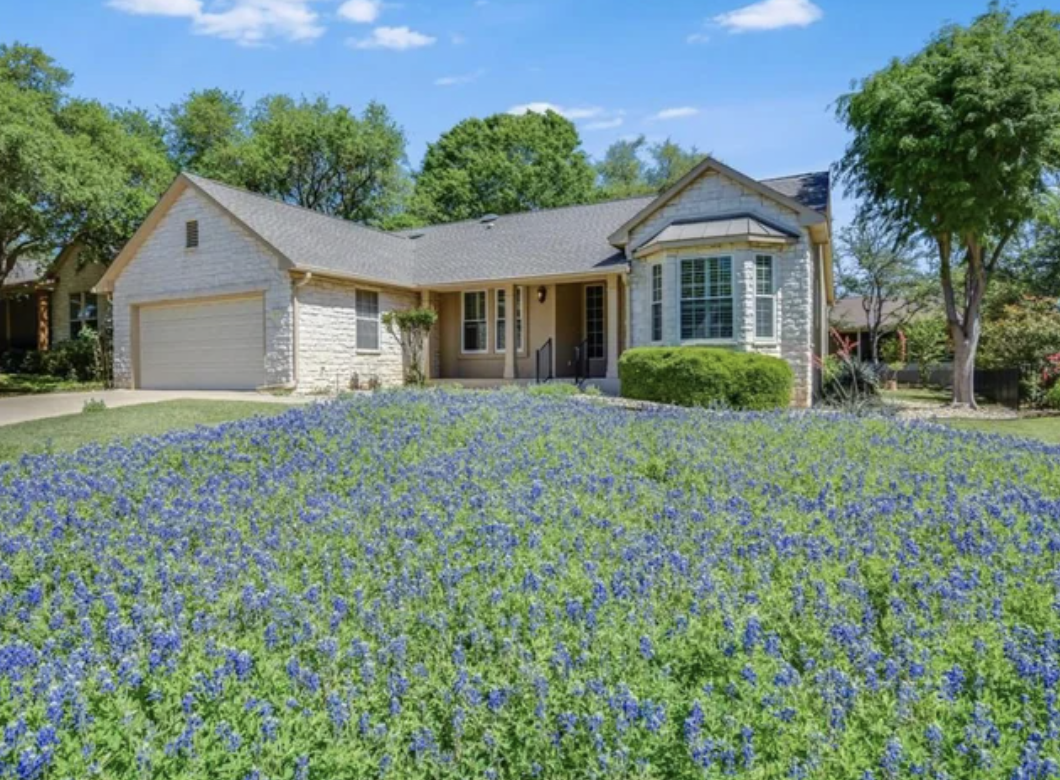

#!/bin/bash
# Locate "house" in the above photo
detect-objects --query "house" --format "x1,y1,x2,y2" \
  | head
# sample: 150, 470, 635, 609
93, 157, 835, 406
1, 248, 109, 354
830, 296, 917, 359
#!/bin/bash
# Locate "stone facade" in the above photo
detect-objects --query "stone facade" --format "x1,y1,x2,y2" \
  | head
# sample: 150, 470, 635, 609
50, 248, 110, 345
626, 169, 818, 407
110, 187, 294, 389
295, 277, 418, 392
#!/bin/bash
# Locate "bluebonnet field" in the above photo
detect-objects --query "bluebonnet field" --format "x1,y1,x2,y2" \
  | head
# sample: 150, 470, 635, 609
1, 389, 1059, 779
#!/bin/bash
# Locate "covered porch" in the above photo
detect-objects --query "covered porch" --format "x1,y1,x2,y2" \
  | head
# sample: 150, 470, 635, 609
1, 285, 52, 353
422, 273, 626, 384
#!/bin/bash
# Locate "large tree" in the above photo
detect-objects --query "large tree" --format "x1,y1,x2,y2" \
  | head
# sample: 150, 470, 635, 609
0, 43, 173, 286
164, 88, 246, 174
413, 110, 596, 224
196, 95, 409, 227
836, 215, 933, 363
837, 4, 1060, 406
595, 135, 704, 200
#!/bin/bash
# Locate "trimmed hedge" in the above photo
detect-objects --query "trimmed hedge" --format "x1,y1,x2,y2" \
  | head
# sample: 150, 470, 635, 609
619, 347, 793, 410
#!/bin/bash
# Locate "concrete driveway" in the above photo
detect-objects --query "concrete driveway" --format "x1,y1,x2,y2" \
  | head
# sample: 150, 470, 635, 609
0, 389, 312, 426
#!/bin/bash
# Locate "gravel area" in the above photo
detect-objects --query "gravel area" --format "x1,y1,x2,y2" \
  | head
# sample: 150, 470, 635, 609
889, 400, 1019, 421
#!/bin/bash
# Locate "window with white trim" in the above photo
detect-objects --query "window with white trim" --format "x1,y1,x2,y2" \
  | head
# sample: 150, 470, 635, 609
356, 290, 380, 351
495, 287, 525, 353
755, 255, 777, 341
651, 264, 663, 342
69, 292, 99, 339
462, 291, 488, 353
680, 257, 733, 341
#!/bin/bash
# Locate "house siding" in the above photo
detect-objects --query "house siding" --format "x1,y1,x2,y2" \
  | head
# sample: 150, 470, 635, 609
110, 187, 294, 389
51, 248, 110, 345
295, 278, 418, 392
626, 169, 817, 407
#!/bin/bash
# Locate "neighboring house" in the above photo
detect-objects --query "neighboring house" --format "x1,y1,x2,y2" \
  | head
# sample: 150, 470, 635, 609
94, 157, 835, 406
829, 296, 917, 359
1, 248, 109, 353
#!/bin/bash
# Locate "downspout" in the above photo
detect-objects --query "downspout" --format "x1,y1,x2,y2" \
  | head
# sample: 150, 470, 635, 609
291, 272, 313, 388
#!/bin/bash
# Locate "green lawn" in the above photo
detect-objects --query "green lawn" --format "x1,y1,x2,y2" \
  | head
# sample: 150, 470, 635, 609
941, 416, 1060, 445
0, 373, 104, 396
0, 400, 291, 461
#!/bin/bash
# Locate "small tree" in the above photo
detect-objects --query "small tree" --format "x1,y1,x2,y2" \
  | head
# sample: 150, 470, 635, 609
903, 318, 951, 388
837, 4, 1060, 407
382, 307, 438, 386
836, 215, 933, 363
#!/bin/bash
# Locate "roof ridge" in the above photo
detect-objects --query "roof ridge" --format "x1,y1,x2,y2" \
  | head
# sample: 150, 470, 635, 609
760, 170, 831, 182
399, 194, 659, 233
183, 172, 412, 244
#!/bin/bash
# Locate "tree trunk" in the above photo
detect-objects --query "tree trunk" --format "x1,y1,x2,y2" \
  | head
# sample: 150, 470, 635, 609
950, 319, 980, 408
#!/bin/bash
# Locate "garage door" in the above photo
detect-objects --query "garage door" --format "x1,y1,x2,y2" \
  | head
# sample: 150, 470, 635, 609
139, 296, 265, 390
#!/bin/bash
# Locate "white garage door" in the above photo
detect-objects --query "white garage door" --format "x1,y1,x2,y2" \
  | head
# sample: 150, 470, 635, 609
139, 296, 265, 390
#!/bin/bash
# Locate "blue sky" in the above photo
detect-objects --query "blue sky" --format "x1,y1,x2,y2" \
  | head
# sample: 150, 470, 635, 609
7, 0, 1058, 226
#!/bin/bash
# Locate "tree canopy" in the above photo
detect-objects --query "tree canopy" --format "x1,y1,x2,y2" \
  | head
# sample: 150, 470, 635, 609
413, 110, 596, 224
596, 135, 704, 199
0, 43, 174, 286
836, 3, 1060, 405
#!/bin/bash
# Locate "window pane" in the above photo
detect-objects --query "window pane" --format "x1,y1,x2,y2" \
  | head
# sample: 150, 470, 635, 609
707, 300, 734, 340
756, 297, 775, 340
585, 285, 605, 360
681, 259, 704, 300
463, 292, 487, 352
756, 256, 774, 296
681, 300, 705, 340
464, 323, 486, 352
515, 287, 524, 352
496, 290, 506, 351
708, 257, 732, 298
356, 290, 379, 350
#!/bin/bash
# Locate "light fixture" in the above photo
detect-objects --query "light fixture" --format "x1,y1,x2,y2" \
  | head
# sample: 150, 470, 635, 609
537, 286, 548, 304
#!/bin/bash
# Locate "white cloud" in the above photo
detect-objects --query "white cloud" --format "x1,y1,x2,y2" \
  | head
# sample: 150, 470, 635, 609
583, 117, 624, 131
108, 0, 201, 15
108, 0, 325, 45
713, 0, 823, 33
508, 102, 604, 120
435, 69, 485, 86
648, 106, 700, 122
337, 0, 381, 23
687, 32, 710, 45
349, 25, 436, 50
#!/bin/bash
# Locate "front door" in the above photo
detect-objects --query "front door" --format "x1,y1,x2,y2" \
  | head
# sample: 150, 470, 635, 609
585, 284, 606, 378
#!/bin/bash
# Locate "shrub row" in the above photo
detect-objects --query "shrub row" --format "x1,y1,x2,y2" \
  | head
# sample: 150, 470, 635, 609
619, 346, 793, 410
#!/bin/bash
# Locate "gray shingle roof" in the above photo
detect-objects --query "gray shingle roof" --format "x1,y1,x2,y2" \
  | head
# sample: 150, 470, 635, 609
760, 171, 831, 214
183, 168, 830, 288
186, 174, 418, 286
2, 257, 49, 288
400, 197, 654, 285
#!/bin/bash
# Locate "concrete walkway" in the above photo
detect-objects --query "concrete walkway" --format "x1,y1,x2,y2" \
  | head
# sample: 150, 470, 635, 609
0, 389, 312, 426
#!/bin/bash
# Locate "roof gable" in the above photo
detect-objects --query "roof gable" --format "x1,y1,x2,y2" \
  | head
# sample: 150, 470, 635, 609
607, 157, 828, 248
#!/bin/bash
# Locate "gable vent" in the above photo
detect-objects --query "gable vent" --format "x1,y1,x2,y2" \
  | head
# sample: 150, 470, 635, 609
185, 220, 200, 249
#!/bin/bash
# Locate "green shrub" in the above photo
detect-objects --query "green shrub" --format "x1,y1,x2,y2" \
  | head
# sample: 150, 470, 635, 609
1044, 383, 1060, 410
619, 347, 793, 410
41, 333, 98, 381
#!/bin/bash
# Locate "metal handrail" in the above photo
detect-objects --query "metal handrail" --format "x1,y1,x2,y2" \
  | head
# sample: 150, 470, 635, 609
573, 339, 589, 386
535, 338, 554, 384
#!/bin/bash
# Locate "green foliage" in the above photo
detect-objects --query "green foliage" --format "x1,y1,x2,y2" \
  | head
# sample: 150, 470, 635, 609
413, 110, 596, 224
820, 354, 883, 408
40, 330, 101, 382
1044, 383, 1060, 410
902, 317, 951, 386
81, 398, 106, 414
164, 88, 246, 173
836, 3, 1060, 404
595, 135, 704, 199
0, 43, 173, 283
382, 307, 438, 386
526, 382, 580, 398
980, 297, 1060, 371
619, 347, 793, 410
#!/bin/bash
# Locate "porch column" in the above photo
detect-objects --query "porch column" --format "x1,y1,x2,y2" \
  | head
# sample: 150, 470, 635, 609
606, 275, 619, 379
503, 284, 516, 380
420, 290, 432, 381
35, 290, 50, 352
